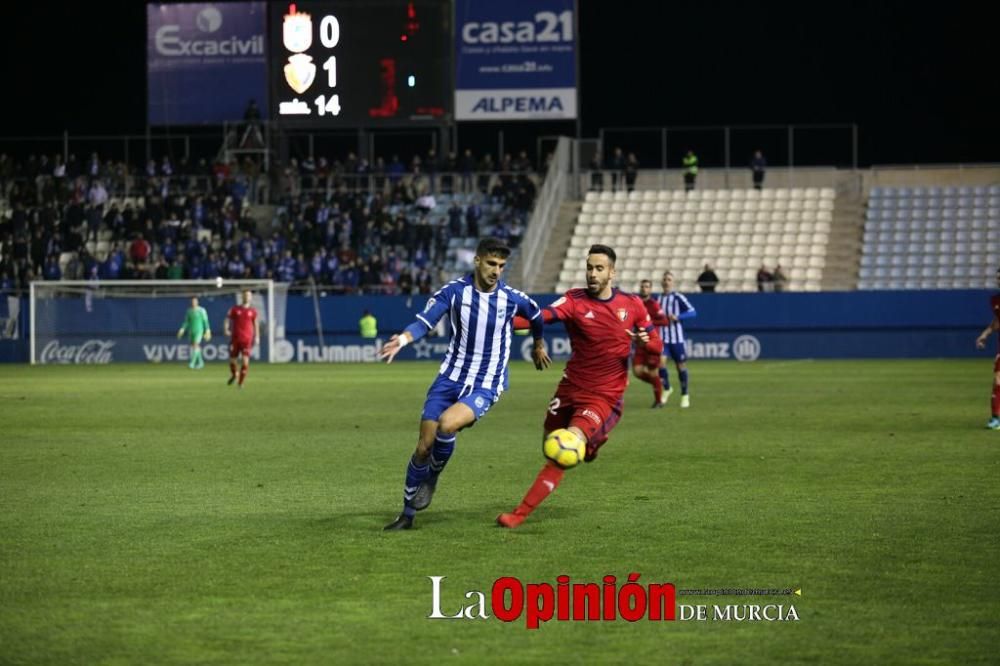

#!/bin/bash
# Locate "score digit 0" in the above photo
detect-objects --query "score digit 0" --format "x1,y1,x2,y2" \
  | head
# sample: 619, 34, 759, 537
320, 15, 340, 47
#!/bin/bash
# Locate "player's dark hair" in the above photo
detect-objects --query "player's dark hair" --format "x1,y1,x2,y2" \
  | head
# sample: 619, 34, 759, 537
663, 270, 674, 279
476, 237, 511, 259
640, 279, 652, 286
588, 244, 616, 265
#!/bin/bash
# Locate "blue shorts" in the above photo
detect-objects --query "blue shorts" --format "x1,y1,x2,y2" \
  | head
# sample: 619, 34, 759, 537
662, 343, 687, 364
421, 375, 500, 422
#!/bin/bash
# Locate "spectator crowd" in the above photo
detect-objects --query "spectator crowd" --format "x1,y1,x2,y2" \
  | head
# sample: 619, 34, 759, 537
0, 148, 539, 294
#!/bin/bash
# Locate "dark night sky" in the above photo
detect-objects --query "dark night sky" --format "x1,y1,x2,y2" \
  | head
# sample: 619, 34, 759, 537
0, 1, 996, 166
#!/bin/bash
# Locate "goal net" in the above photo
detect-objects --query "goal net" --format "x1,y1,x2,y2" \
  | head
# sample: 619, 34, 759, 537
30, 280, 283, 365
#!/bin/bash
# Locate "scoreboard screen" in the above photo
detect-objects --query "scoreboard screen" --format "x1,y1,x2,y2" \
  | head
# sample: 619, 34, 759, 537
270, 1, 451, 127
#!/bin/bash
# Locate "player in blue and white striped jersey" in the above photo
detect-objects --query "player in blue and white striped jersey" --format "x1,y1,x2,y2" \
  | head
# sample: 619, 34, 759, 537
657, 271, 697, 408
379, 238, 550, 530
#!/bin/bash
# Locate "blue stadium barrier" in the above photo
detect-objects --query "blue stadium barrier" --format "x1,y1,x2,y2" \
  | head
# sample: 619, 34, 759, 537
1, 289, 995, 363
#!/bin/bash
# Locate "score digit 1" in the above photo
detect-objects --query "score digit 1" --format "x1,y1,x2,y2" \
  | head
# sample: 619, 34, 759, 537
314, 94, 341, 117
322, 56, 337, 88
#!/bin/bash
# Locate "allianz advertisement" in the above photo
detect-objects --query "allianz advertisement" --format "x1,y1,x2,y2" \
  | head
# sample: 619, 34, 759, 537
455, 0, 577, 121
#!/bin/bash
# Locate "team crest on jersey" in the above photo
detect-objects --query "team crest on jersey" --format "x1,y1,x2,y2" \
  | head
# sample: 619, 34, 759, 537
617, 308, 628, 321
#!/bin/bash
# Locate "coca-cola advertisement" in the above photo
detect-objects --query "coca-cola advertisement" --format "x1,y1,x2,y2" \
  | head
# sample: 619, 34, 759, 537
39, 340, 116, 364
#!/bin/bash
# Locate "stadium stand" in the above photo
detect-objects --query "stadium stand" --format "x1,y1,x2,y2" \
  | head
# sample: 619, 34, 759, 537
0, 151, 536, 294
556, 187, 836, 293
858, 185, 1000, 290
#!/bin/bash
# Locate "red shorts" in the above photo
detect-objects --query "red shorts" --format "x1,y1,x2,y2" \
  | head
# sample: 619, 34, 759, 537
230, 340, 253, 358
633, 343, 663, 369
544, 380, 624, 447
994, 354, 1000, 373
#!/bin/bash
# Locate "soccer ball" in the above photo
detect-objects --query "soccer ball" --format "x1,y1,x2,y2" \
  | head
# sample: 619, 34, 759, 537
543, 429, 586, 469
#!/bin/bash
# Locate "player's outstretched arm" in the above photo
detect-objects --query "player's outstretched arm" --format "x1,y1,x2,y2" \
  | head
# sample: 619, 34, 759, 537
378, 333, 410, 364
626, 326, 651, 346
378, 321, 429, 364
976, 315, 999, 349
512, 308, 557, 330
531, 339, 551, 370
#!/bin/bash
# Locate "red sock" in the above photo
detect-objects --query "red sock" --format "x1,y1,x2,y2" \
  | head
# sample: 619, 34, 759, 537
229, 360, 237, 377
514, 461, 565, 517
239, 365, 248, 386
636, 370, 662, 402
992, 382, 999, 417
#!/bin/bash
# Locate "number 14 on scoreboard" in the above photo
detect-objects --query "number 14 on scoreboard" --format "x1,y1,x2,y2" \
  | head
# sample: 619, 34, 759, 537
315, 94, 341, 116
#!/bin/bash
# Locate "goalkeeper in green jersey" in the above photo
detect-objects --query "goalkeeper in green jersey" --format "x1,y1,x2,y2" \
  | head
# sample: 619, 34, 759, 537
177, 297, 212, 369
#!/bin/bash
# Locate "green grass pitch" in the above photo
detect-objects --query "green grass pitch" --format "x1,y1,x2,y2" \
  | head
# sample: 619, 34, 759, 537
1, 360, 998, 664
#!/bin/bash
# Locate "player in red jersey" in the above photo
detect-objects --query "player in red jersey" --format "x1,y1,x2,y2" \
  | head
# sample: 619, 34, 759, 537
497, 245, 659, 528
225, 289, 260, 388
635, 278, 672, 407
974, 267, 1000, 429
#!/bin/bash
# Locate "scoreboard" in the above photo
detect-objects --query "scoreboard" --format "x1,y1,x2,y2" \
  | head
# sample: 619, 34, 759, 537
269, 1, 451, 127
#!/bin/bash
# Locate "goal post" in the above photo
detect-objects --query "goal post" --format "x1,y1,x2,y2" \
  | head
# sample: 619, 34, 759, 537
29, 279, 282, 365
